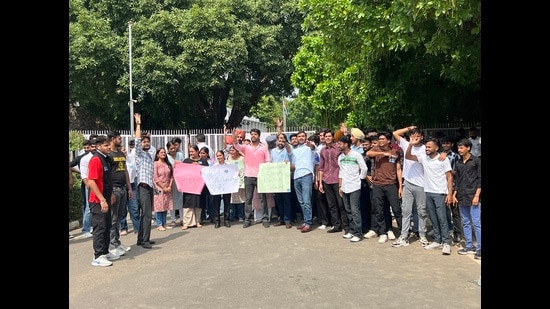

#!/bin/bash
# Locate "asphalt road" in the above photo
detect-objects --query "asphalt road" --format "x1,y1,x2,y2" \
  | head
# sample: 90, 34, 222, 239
69, 220, 481, 309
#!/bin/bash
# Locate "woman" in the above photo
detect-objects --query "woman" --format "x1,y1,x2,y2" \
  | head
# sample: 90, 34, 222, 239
199, 146, 214, 224
211, 150, 232, 228
226, 145, 245, 222
182, 145, 209, 230
166, 140, 185, 227
153, 147, 174, 231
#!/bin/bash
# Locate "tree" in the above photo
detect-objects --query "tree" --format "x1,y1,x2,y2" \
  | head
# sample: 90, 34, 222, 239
69, 0, 304, 130
292, 0, 481, 129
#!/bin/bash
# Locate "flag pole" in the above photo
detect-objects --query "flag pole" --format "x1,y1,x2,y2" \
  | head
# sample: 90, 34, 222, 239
282, 98, 287, 133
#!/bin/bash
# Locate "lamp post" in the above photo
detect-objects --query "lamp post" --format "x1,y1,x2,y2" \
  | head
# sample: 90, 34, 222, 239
128, 22, 135, 137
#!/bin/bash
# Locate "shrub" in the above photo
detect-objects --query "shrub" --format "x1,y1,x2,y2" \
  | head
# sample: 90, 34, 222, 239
69, 175, 83, 223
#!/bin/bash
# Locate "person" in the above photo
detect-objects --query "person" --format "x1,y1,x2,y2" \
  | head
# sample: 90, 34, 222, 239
134, 113, 156, 249
232, 128, 271, 228
71, 138, 94, 238
288, 133, 301, 222
453, 139, 482, 260
404, 136, 454, 255
87, 135, 119, 266
78, 137, 98, 238
440, 135, 462, 243
366, 132, 403, 244
196, 133, 214, 165
120, 139, 140, 235
338, 134, 368, 243
181, 145, 209, 230
310, 132, 331, 230
211, 150, 232, 228
166, 140, 184, 227
153, 147, 174, 230
270, 126, 293, 229
171, 137, 186, 157
199, 146, 215, 223
468, 126, 481, 158
226, 145, 246, 222
107, 130, 133, 257
392, 126, 430, 247
289, 131, 317, 233
69, 152, 75, 239
319, 129, 349, 235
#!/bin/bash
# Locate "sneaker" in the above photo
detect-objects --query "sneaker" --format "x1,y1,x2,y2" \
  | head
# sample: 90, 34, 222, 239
453, 233, 462, 243
83, 232, 93, 238
474, 250, 481, 260
424, 242, 442, 250
457, 246, 477, 255
117, 244, 131, 252
343, 232, 353, 239
69, 234, 74, 239
238, 218, 244, 222
419, 236, 429, 247
110, 247, 126, 257
318, 224, 327, 230
387, 230, 396, 240
364, 230, 378, 239
91, 255, 112, 267
243, 221, 251, 228
350, 236, 362, 243
326, 226, 334, 231
442, 243, 451, 255
391, 236, 409, 247
105, 252, 120, 261
378, 234, 388, 244
262, 221, 270, 228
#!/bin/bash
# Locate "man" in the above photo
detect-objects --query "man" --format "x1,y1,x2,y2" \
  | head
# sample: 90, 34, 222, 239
71, 138, 94, 238
272, 120, 293, 228
468, 126, 481, 158
319, 130, 349, 235
134, 113, 156, 249
78, 137, 98, 238
108, 131, 133, 256
453, 139, 482, 260
233, 128, 271, 228
440, 135, 462, 243
366, 132, 403, 244
338, 134, 368, 243
404, 136, 454, 255
392, 126, 429, 247
88, 135, 119, 266
289, 131, 317, 233
120, 139, 140, 235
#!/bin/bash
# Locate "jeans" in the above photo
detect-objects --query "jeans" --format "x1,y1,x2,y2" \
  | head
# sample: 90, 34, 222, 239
120, 182, 140, 232
155, 211, 167, 227
459, 203, 481, 251
110, 186, 127, 249
137, 184, 153, 244
294, 173, 313, 226
82, 187, 92, 233
230, 203, 244, 220
244, 177, 267, 223
401, 180, 428, 238
425, 192, 450, 245
342, 189, 362, 238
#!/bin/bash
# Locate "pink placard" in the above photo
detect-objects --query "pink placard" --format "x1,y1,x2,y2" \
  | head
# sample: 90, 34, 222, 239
173, 162, 205, 194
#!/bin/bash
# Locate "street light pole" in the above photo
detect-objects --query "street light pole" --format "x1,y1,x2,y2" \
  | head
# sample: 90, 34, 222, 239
129, 22, 135, 137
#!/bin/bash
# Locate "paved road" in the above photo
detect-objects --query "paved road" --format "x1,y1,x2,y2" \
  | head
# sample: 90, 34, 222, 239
69, 220, 481, 309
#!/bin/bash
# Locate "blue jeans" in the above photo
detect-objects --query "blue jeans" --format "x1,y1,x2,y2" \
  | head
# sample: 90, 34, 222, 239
121, 182, 140, 232
425, 192, 451, 245
230, 203, 244, 220
274, 192, 292, 223
82, 187, 92, 233
342, 189, 362, 238
294, 174, 313, 226
459, 203, 481, 251
155, 211, 167, 227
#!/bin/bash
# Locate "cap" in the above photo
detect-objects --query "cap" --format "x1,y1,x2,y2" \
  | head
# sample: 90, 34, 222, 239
265, 135, 277, 144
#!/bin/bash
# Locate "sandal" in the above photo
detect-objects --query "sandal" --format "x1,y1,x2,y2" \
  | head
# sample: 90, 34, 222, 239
157, 226, 166, 231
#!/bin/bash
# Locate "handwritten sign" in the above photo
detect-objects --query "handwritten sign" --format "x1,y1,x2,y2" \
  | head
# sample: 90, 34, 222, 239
173, 162, 205, 194
201, 164, 240, 195
257, 162, 291, 193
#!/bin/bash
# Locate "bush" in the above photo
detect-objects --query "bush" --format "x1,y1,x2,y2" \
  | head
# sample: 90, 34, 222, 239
69, 175, 83, 223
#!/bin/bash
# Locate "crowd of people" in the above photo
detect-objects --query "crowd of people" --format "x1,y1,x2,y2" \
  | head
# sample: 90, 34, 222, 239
70, 114, 481, 267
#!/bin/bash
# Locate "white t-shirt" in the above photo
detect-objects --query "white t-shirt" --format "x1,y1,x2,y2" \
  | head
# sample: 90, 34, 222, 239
416, 154, 452, 194
399, 139, 425, 187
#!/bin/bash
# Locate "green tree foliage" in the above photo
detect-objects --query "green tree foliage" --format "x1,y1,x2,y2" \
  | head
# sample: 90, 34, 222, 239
292, 0, 481, 129
69, 0, 303, 130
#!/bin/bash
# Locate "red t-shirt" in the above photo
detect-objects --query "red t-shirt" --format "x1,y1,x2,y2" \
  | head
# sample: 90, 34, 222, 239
88, 155, 104, 204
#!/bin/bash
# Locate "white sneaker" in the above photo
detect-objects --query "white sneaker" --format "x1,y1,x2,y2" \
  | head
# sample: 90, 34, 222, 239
442, 243, 451, 255
378, 234, 388, 243
419, 236, 429, 247
110, 247, 126, 256
364, 230, 378, 239
343, 232, 353, 239
91, 255, 112, 267
106, 251, 121, 260
83, 232, 93, 238
350, 236, 362, 242
117, 244, 131, 252
318, 225, 327, 230
387, 230, 396, 240
326, 226, 334, 231
391, 236, 409, 247
424, 242, 442, 250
